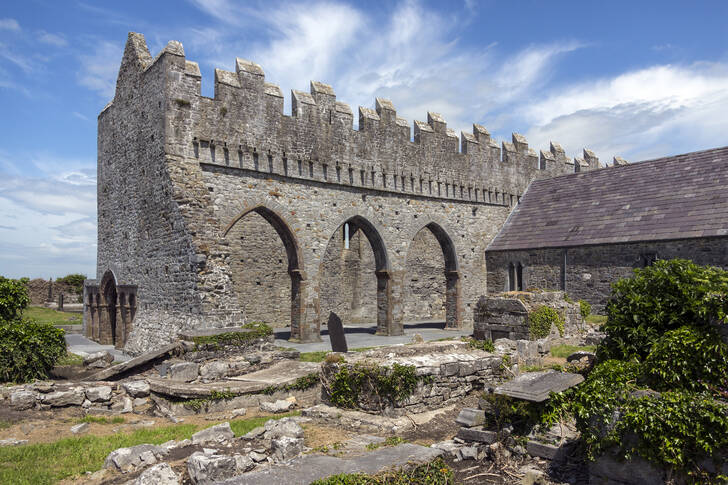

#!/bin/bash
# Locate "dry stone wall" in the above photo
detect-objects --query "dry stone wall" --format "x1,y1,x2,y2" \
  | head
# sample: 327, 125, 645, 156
94, 33, 592, 353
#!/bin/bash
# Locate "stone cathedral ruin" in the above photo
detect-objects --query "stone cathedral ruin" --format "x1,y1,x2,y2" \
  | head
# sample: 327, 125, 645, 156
83, 32, 728, 354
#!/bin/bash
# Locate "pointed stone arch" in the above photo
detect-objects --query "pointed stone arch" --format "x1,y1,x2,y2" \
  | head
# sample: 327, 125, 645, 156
404, 219, 463, 329
98, 270, 119, 346
317, 213, 398, 336
224, 202, 307, 340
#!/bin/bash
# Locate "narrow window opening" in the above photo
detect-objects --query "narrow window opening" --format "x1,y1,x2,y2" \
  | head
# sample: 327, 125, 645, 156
283, 157, 288, 175
343, 222, 350, 250
309, 161, 314, 178
268, 154, 273, 172
516, 262, 523, 291
323, 164, 328, 180
298, 159, 303, 176
253, 152, 259, 170
508, 263, 516, 291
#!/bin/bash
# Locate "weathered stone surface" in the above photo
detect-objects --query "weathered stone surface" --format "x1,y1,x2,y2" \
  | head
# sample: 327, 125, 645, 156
455, 408, 485, 427
456, 427, 498, 444
84, 351, 114, 368
272, 436, 304, 461
126, 462, 180, 485
85, 386, 113, 402
327, 312, 348, 353
187, 452, 237, 485
71, 423, 90, 434
191, 422, 235, 445
0, 438, 28, 446
494, 371, 584, 402
10, 390, 37, 410
199, 361, 229, 380
233, 454, 255, 473
263, 418, 303, 440
104, 444, 168, 472
123, 380, 151, 397
40, 389, 85, 407
168, 362, 199, 382
89, 343, 182, 381
221, 443, 444, 484
260, 400, 295, 414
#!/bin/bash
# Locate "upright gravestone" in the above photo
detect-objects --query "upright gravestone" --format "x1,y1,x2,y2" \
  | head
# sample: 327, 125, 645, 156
327, 312, 348, 353
58, 293, 64, 312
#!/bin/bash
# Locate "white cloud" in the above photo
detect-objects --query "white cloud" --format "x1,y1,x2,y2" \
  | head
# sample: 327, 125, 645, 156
38, 31, 68, 47
77, 40, 123, 98
524, 63, 728, 162
0, 18, 20, 31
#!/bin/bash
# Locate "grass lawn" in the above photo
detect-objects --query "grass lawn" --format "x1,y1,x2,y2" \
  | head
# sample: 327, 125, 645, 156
585, 314, 607, 325
57, 352, 84, 366
22, 306, 81, 326
0, 412, 298, 484
549, 344, 596, 359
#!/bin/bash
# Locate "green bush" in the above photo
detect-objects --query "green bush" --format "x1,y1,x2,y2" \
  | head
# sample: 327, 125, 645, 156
579, 299, 591, 319
0, 276, 30, 322
642, 326, 728, 393
0, 318, 66, 383
528, 305, 564, 339
464, 337, 495, 352
55, 274, 87, 296
600, 259, 728, 361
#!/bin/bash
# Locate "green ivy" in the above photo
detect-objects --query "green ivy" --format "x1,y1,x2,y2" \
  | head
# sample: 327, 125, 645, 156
192, 322, 273, 349
326, 362, 430, 410
528, 305, 564, 339
262, 372, 319, 395
600, 259, 728, 361
310, 457, 453, 485
179, 389, 237, 411
463, 337, 495, 352
579, 299, 591, 319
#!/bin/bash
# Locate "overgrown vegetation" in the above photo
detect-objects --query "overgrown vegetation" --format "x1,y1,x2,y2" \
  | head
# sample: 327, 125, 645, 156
549, 344, 596, 359
463, 336, 495, 352
178, 389, 237, 411
262, 372, 320, 395
578, 299, 591, 319
541, 260, 728, 482
585, 314, 607, 325
55, 274, 86, 296
365, 436, 407, 450
324, 362, 430, 410
310, 457, 453, 485
528, 305, 564, 338
191, 322, 273, 349
0, 413, 298, 485
0, 276, 66, 383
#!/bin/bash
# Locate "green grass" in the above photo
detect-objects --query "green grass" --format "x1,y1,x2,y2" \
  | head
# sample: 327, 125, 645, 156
0, 420, 10, 431
300, 351, 330, 362
77, 416, 125, 425
22, 306, 81, 326
0, 412, 300, 484
585, 314, 607, 325
56, 352, 84, 366
549, 344, 596, 359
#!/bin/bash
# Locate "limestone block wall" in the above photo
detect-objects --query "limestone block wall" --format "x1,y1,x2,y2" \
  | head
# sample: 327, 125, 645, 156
96, 33, 600, 353
486, 237, 728, 313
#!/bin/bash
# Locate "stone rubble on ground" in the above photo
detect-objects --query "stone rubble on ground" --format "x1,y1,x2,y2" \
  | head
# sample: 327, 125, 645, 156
191, 422, 235, 445
104, 443, 169, 472
70, 422, 89, 434
124, 462, 180, 485
84, 351, 114, 368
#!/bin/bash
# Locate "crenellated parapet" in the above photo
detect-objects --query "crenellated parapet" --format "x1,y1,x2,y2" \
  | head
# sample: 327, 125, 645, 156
104, 33, 617, 206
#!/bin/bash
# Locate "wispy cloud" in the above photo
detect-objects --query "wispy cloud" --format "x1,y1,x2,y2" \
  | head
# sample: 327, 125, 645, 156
77, 40, 123, 98
38, 31, 68, 47
0, 18, 20, 31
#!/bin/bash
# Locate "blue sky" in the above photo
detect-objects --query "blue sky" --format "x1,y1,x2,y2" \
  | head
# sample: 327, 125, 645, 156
1, 0, 728, 279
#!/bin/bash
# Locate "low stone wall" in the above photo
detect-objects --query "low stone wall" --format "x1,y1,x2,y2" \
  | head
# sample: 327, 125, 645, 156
473, 291, 583, 341
321, 341, 505, 416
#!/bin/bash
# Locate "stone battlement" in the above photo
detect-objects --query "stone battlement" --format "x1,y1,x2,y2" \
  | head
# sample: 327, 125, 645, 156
103, 33, 602, 204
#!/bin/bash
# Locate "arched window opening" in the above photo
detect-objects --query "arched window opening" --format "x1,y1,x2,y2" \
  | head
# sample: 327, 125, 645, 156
508, 263, 516, 291
516, 262, 524, 291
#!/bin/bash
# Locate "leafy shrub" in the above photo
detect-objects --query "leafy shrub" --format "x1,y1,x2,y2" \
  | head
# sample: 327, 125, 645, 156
528, 305, 564, 339
0, 276, 30, 322
55, 274, 87, 296
325, 362, 427, 410
0, 318, 66, 382
579, 299, 591, 319
601, 259, 728, 361
642, 325, 728, 392
464, 337, 495, 352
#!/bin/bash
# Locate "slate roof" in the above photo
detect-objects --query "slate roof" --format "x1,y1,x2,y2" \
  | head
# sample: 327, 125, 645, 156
487, 146, 728, 251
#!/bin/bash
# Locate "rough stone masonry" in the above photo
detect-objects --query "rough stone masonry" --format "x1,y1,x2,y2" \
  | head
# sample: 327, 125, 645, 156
85, 32, 600, 353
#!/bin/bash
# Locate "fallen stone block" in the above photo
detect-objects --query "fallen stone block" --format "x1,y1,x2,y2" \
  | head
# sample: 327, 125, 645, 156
0, 438, 28, 447
40, 389, 85, 407
494, 371, 584, 402
84, 351, 114, 368
191, 422, 235, 445
126, 462, 180, 485
263, 417, 303, 439
199, 361, 229, 380
455, 408, 485, 427
187, 451, 237, 485
104, 444, 168, 472
231, 407, 247, 418
85, 386, 113, 402
234, 454, 255, 472
456, 427, 498, 444
71, 422, 89, 434
272, 436, 304, 462
123, 380, 151, 398
90, 342, 182, 381
260, 399, 295, 414
168, 362, 199, 382
10, 390, 37, 410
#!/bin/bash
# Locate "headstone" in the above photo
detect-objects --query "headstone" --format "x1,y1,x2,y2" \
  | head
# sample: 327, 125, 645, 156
58, 293, 64, 311
47, 278, 53, 302
327, 312, 347, 353
493, 370, 584, 402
